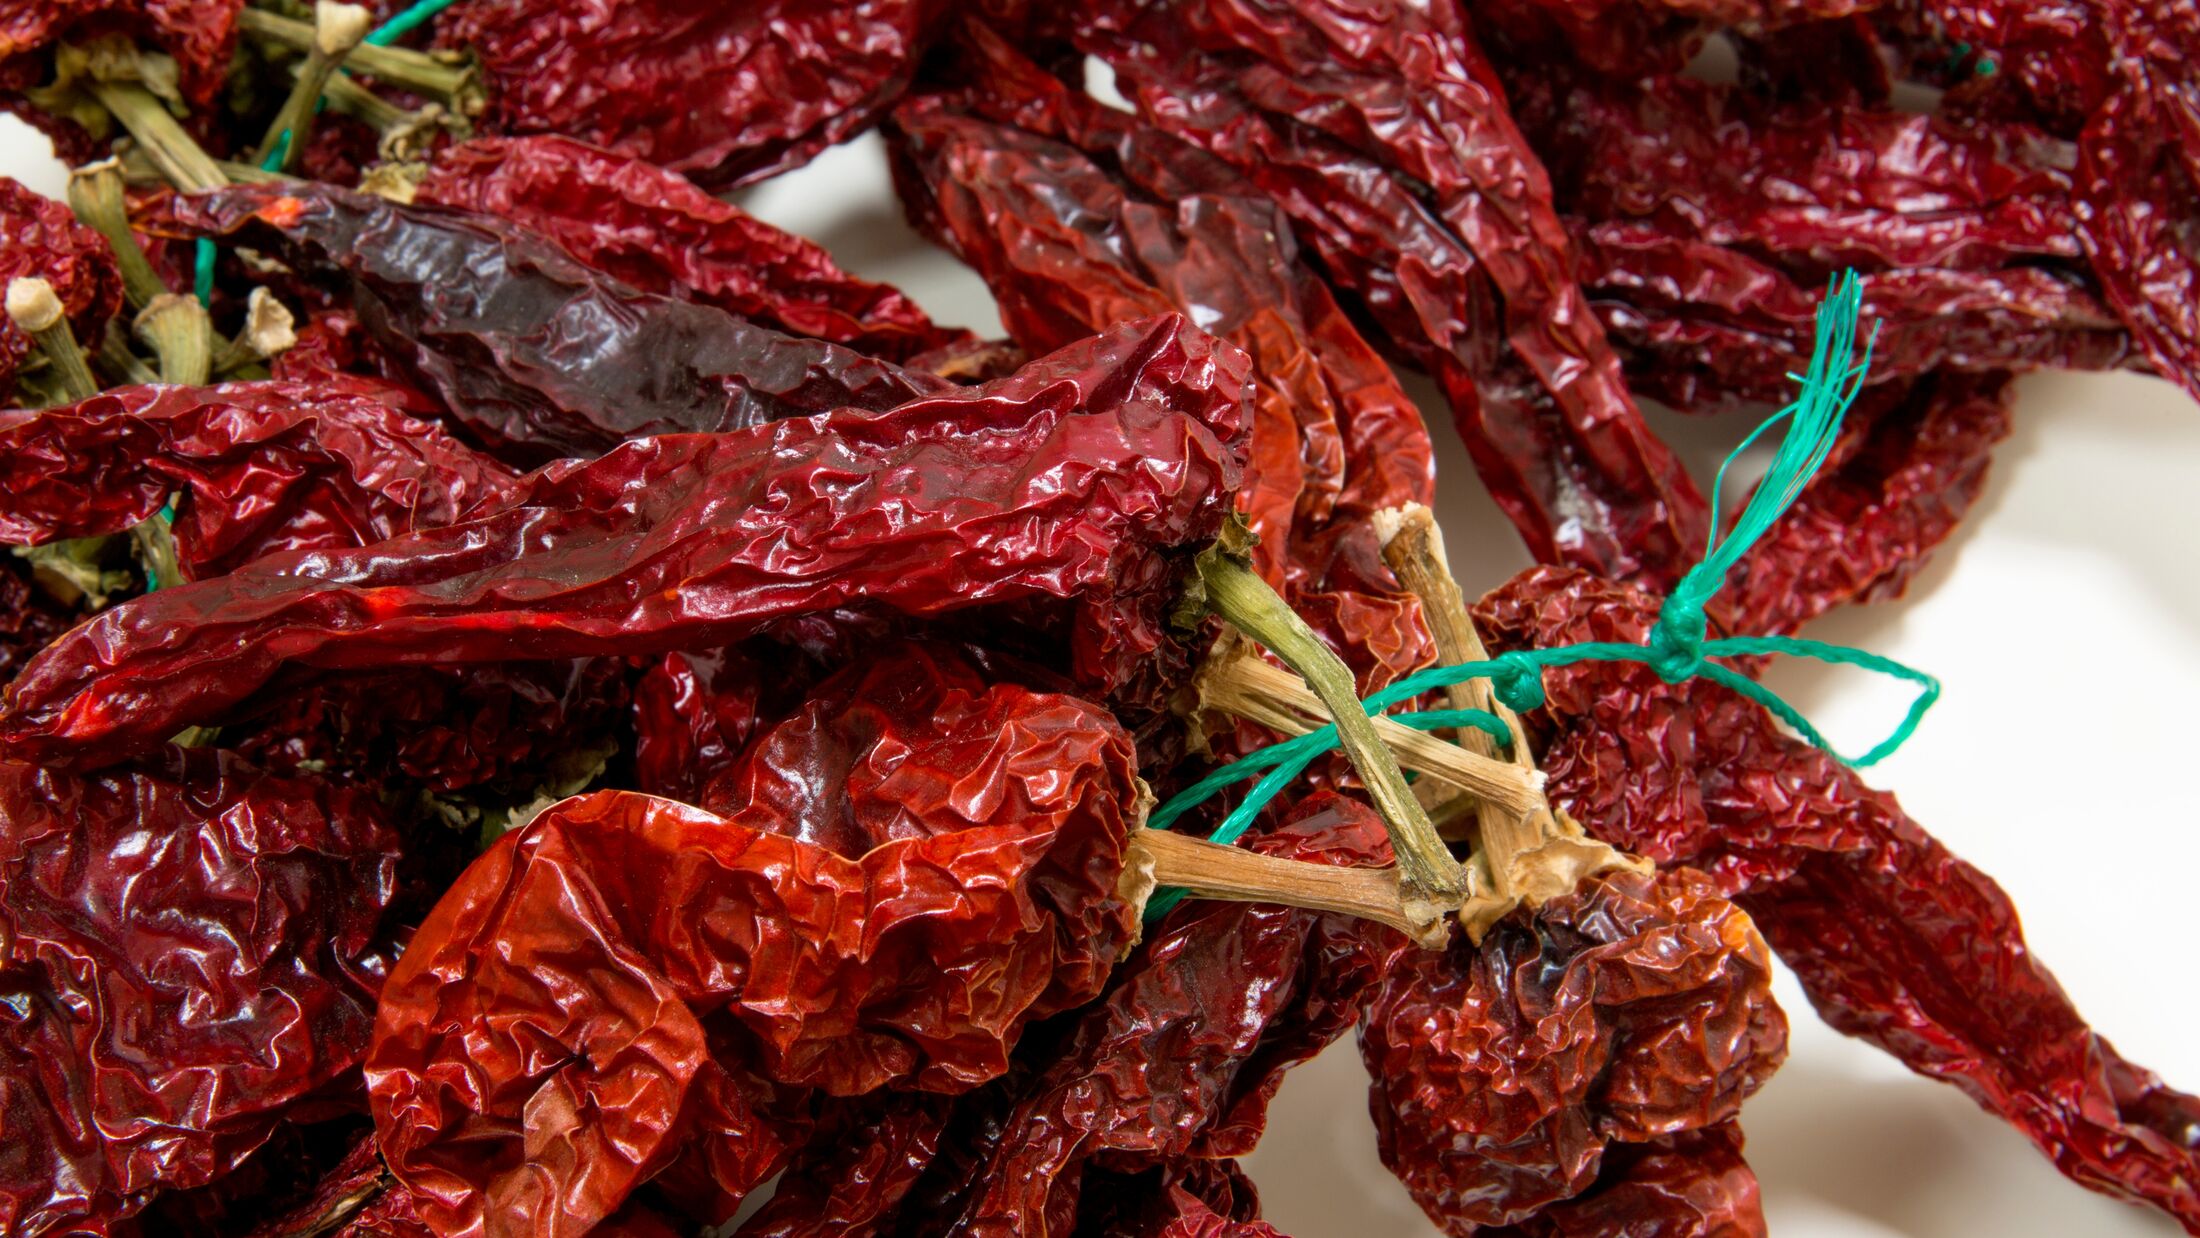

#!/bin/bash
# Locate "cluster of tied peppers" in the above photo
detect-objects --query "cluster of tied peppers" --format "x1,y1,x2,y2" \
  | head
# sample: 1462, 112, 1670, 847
0, 1, 2194, 1237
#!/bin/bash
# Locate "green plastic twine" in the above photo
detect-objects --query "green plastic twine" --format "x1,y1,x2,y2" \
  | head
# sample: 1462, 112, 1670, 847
1143, 272, 1940, 920
192, 0, 457, 296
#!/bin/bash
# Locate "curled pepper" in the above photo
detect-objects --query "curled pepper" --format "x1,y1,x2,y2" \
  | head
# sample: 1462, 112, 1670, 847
365, 642, 1145, 1237
0, 314, 1246, 766
0, 748, 400, 1237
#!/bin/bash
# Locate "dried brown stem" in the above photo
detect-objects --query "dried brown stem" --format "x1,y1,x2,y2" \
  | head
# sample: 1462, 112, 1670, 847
7, 278, 99, 402
66, 159, 166, 309
1128, 827, 1444, 947
1196, 649, 1544, 819
1376, 503, 1642, 939
213, 288, 298, 373
1195, 538, 1467, 926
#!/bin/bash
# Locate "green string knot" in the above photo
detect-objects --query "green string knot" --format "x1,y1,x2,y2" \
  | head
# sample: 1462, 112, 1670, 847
1646, 595, 1707, 684
1488, 652, 1546, 712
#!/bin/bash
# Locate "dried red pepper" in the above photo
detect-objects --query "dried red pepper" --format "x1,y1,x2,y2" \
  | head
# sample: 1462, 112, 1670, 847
1479, 1123, 1764, 1238
1359, 865, 1784, 1233
159, 183, 952, 464
730, 1092, 954, 1238
428, 0, 944, 191
0, 313, 1245, 766
0, 748, 399, 1237
1475, 565, 2200, 1228
0, 176, 123, 403
912, 791, 1406, 1236
413, 134, 972, 363
0, 379, 516, 581
365, 643, 1144, 1237
0, 559, 73, 689
1069, 0, 1712, 590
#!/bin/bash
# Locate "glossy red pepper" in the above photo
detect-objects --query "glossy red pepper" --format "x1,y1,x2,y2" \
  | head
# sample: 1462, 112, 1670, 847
414, 134, 972, 363
1475, 565, 2200, 1229
0, 748, 400, 1237
428, 0, 945, 191
0, 379, 517, 581
0, 314, 1246, 767
365, 643, 1144, 1237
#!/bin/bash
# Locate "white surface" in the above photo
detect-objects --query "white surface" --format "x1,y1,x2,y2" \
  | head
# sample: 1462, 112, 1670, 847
9, 111, 2197, 1237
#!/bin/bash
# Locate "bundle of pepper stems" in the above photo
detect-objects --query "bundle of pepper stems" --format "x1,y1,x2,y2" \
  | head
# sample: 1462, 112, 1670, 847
0, 0, 2195, 1235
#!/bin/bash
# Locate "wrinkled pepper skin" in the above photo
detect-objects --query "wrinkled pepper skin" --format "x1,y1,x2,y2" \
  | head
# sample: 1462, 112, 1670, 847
0, 749, 400, 1238
0, 314, 1246, 767
1475, 566, 2200, 1230
0, 176, 123, 402
888, 82, 1434, 688
415, 135, 972, 363
160, 184, 951, 465
1068, 0, 1712, 591
919, 793, 1407, 1237
0, 380, 517, 581
365, 646, 1144, 1238
0, 559, 72, 689
432, 0, 943, 191
1480, 1123, 1765, 1238
1359, 867, 1785, 1234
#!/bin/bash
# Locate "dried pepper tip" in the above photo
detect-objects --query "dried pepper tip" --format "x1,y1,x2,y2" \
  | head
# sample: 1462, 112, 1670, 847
1187, 521, 1470, 929
133, 293, 213, 385
66, 159, 168, 310
7, 277, 99, 403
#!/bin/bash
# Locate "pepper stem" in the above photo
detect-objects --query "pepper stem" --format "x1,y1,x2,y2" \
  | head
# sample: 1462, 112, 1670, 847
237, 7, 482, 112
252, 1, 374, 173
1193, 639, 1546, 818
66, 159, 167, 309
1127, 827, 1447, 947
89, 82, 226, 191
130, 499, 184, 592
212, 288, 298, 374
134, 293, 213, 385
7, 278, 100, 403
1375, 503, 1643, 940
1192, 530, 1469, 924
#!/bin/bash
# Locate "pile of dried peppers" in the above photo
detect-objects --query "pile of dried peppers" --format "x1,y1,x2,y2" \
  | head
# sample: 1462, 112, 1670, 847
0, 0, 2196, 1235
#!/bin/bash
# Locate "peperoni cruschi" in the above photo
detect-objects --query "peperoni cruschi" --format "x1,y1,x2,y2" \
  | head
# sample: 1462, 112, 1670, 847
365, 643, 1146, 1238
0, 314, 1245, 766
159, 183, 953, 466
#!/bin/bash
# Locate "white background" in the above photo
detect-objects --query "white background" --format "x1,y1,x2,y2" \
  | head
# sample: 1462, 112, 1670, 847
6, 108, 2195, 1236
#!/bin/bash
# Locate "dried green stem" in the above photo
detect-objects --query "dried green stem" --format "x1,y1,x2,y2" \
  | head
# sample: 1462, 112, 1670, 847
253, 2, 373, 172
96, 319, 160, 385
130, 502, 184, 592
134, 294, 213, 385
66, 159, 167, 309
237, 7, 481, 109
1197, 547, 1469, 919
89, 82, 225, 191
114, 145, 285, 187
7, 278, 100, 402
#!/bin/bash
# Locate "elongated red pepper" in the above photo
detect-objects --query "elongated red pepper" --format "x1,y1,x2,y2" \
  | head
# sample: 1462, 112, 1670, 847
414, 135, 972, 364
0, 379, 517, 580
0, 314, 1246, 766
1475, 565, 2200, 1229
160, 184, 952, 465
366, 644, 1144, 1238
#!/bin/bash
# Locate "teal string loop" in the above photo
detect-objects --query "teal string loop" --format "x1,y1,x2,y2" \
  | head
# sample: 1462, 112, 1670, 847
1144, 272, 1942, 922
364, 0, 461, 46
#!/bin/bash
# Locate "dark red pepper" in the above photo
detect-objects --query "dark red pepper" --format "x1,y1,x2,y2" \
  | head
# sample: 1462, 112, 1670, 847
0, 175, 124, 403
